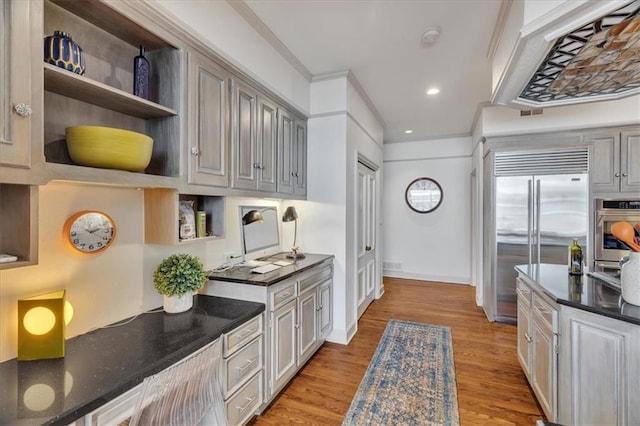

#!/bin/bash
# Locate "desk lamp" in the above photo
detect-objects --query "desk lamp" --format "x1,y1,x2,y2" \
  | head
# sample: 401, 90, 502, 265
282, 206, 305, 259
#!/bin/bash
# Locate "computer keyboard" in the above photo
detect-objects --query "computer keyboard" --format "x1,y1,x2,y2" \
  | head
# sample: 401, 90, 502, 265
250, 263, 281, 274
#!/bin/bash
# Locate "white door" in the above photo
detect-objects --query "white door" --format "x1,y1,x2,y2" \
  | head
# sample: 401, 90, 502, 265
357, 162, 376, 318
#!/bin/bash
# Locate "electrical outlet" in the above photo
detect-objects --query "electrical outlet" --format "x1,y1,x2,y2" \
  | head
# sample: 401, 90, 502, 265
383, 262, 402, 271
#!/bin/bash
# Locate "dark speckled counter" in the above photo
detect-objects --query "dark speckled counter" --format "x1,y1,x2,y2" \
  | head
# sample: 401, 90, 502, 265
0, 295, 264, 426
208, 253, 334, 286
515, 263, 640, 326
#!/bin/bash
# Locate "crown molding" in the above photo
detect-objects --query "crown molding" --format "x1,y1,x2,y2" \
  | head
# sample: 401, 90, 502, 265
227, 0, 312, 82
487, 0, 513, 60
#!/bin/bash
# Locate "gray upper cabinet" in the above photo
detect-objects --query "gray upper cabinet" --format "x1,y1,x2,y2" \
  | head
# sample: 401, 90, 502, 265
230, 78, 279, 193
187, 51, 230, 187
589, 128, 640, 195
256, 95, 278, 192
0, 0, 39, 168
277, 108, 307, 196
231, 79, 257, 191
620, 129, 640, 193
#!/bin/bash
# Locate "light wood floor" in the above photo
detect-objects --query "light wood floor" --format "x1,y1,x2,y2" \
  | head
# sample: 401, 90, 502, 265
252, 277, 544, 425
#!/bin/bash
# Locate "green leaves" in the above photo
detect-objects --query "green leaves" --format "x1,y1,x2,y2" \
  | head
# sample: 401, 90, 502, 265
153, 254, 207, 296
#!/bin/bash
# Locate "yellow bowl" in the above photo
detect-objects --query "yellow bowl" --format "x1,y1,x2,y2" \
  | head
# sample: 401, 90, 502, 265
65, 126, 153, 172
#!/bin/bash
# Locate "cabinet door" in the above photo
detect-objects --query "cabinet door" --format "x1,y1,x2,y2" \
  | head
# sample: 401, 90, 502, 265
318, 279, 332, 340
531, 303, 557, 421
297, 288, 318, 364
231, 79, 257, 190
256, 96, 277, 192
516, 291, 531, 378
187, 52, 229, 187
293, 118, 307, 195
589, 132, 620, 194
620, 129, 640, 193
277, 108, 295, 194
270, 299, 297, 395
0, 0, 37, 168
558, 306, 639, 426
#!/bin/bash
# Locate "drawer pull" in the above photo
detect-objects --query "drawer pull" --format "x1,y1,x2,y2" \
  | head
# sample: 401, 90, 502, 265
237, 396, 256, 413
280, 292, 292, 298
525, 333, 532, 343
236, 358, 257, 373
240, 328, 255, 338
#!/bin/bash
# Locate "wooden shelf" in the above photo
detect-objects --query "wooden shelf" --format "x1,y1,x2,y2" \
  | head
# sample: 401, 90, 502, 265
0, 185, 38, 269
44, 63, 177, 119
49, 0, 173, 50
46, 163, 180, 189
144, 189, 225, 245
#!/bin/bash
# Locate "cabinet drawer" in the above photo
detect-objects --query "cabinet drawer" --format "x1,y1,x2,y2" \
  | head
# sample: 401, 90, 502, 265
298, 264, 333, 293
516, 278, 532, 307
226, 371, 262, 426
224, 336, 262, 398
224, 315, 262, 357
86, 383, 141, 426
271, 282, 297, 309
533, 295, 557, 333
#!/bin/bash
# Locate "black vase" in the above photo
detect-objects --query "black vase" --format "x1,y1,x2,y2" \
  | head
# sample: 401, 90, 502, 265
133, 45, 150, 99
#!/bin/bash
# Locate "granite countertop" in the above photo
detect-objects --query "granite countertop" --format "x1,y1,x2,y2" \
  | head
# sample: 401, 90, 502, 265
0, 295, 265, 426
515, 263, 640, 326
208, 253, 334, 286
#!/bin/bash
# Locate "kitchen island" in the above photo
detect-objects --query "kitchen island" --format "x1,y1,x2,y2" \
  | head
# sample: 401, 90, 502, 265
0, 295, 264, 425
515, 263, 640, 425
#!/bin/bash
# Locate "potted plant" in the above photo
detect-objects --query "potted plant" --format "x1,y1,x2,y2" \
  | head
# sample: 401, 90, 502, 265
153, 253, 208, 313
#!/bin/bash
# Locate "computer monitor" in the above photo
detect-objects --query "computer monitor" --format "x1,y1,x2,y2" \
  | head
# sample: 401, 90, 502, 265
239, 205, 280, 255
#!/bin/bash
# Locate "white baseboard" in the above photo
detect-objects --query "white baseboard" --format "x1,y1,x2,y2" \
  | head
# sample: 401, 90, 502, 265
383, 270, 471, 285
327, 320, 358, 345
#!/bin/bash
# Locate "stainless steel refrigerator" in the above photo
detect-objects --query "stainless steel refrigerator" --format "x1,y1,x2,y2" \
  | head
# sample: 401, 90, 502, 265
483, 149, 589, 322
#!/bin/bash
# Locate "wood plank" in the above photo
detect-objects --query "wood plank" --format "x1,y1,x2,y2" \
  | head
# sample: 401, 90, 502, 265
44, 63, 177, 119
252, 277, 545, 425
49, 0, 171, 50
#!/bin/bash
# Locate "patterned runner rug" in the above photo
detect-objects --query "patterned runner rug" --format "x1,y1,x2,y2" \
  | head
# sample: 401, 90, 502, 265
343, 319, 460, 425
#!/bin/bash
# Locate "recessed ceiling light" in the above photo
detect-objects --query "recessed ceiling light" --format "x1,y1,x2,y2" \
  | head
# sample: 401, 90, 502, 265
427, 88, 440, 95
404, 130, 413, 134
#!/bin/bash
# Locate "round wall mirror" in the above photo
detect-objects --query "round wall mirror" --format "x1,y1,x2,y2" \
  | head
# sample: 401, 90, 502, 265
405, 177, 443, 213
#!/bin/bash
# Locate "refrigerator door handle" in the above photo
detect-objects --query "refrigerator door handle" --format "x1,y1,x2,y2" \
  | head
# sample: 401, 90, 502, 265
536, 179, 542, 264
528, 179, 533, 264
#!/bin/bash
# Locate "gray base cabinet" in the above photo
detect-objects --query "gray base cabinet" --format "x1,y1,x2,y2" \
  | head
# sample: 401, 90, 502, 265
206, 259, 333, 406
80, 315, 264, 426
516, 277, 559, 422
558, 306, 640, 426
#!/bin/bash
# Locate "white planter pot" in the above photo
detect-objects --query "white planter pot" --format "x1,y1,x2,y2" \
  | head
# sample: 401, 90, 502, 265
163, 293, 193, 314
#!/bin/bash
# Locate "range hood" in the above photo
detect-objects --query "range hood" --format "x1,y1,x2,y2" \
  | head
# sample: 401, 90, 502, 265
492, 0, 640, 109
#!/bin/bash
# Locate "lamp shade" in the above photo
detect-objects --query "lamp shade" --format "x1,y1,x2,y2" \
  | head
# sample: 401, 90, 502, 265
242, 210, 264, 225
18, 291, 66, 361
282, 206, 298, 222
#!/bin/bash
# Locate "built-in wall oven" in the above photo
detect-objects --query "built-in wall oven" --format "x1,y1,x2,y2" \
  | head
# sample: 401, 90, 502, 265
594, 199, 640, 272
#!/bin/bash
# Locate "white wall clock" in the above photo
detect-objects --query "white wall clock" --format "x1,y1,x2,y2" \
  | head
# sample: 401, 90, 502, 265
63, 210, 116, 254
405, 177, 443, 213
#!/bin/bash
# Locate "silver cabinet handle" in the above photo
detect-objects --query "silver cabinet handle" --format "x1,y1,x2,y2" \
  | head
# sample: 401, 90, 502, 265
191, 147, 200, 156
253, 163, 264, 169
236, 358, 257, 373
622, 172, 628, 177
615, 172, 620, 177
14, 104, 32, 117
236, 396, 255, 413
525, 333, 532, 343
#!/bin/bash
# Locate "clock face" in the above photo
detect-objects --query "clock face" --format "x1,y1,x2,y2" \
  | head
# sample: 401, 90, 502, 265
63, 211, 116, 254
405, 177, 443, 213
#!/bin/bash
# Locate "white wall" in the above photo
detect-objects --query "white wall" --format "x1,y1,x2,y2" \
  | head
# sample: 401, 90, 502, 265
0, 180, 285, 362
300, 74, 384, 344
383, 137, 472, 284
154, 0, 310, 114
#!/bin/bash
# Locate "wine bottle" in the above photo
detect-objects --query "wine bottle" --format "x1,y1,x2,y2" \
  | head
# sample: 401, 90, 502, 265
568, 238, 583, 275
133, 45, 150, 99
